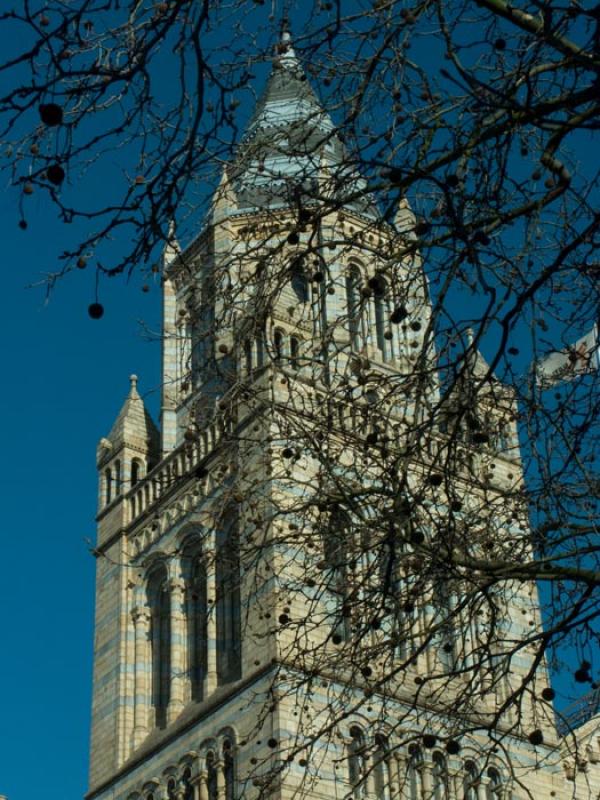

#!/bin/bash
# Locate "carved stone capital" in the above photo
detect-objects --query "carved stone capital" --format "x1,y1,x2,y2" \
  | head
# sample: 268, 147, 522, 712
131, 606, 151, 626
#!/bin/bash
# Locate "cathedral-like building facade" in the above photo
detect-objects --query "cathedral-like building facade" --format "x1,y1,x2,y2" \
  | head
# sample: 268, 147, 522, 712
87, 32, 599, 800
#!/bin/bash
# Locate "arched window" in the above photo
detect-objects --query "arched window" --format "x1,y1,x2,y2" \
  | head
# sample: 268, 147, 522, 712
348, 726, 367, 799
166, 778, 177, 800
373, 734, 392, 800
408, 746, 424, 800
290, 336, 300, 369
216, 521, 242, 684
224, 739, 235, 800
463, 761, 479, 800
432, 752, 449, 800
181, 767, 194, 800
346, 266, 363, 350
131, 458, 141, 488
105, 467, 113, 505
147, 563, 170, 728
206, 752, 218, 800
485, 768, 502, 800
184, 543, 207, 701
274, 329, 284, 363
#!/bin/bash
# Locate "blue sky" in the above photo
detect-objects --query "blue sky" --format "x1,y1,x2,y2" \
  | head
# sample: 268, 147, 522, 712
0, 188, 161, 799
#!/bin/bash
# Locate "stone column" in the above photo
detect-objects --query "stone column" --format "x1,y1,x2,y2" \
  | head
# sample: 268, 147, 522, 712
216, 759, 226, 800
168, 577, 187, 723
131, 606, 151, 748
197, 771, 209, 800
204, 540, 218, 697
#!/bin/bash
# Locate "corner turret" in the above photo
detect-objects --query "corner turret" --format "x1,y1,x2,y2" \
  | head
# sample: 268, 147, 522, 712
96, 375, 159, 541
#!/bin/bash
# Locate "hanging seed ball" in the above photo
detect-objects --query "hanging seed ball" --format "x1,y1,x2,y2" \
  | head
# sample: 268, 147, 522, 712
390, 305, 408, 324
415, 220, 431, 236
508, 346, 519, 355
298, 758, 308, 767
423, 734, 437, 748
410, 320, 422, 331
410, 529, 425, 545
23, 183, 34, 195
18, 219, 28, 230
544, 177, 555, 189
387, 167, 403, 184
361, 665, 373, 677
575, 669, 590, 683
142, 284, 150, 293
47, 163, 65, 185
532, 169, 542, 180
332, 633, 343, 645
287, 231, 300, 245
446, 174, 460, 188
541, 687, 556, 701
312, 271, 324, 282
134, 175, 145, 185
327, 286, 335, 295
39, 103, 63, 126
88, 302, 104, 320
29, 143, 40, 155
218, 343, 228, 354
40, 14, 50, 25
446, 740, 460, 755
384, 330, 393, 340
366, 431, 378, 445
451, 499, 463, 511
428, 473, 443, 486
494, 38, 506, 50
278, 613, 289, 625
528, 729, 544, 746
282, 447, 294, 459
77, 256, 87, 269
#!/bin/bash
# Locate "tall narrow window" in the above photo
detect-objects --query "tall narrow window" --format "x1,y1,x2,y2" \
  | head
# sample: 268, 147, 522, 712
373, 734, 392, 800
290, 336, 300, 369
291, 265, 309, 303
207, 752, 218, 800
147, 563, 170, 728
274, 329, 284, 363
432, 752, 449, 800
224, 740, 235, 800
216, 522, 241, 683
408, 746, 423, 800
435, 585, 457, 672
185, 546, 207, 702
115, 460, 121, 496
244, 339, 252, 375
348, 726, 367, 799
180, 767, 194, 800
105, 467, 113, 505
131, 458, 141, 488
323, 507, 352, 642
346, 266, 362, 350
463, 761, 479, 800
373, 277, 389, 360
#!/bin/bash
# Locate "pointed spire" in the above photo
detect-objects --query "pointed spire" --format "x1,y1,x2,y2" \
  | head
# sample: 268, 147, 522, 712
103, 374, 160, 454
394, 197, 417, 237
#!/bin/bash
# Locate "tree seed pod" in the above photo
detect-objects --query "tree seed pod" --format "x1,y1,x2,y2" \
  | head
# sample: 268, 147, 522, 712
39, 103, 63, 126
88, 302, 104, 319
47, 163, 65, 185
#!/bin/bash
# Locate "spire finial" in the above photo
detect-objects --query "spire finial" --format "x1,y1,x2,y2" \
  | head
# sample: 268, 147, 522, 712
129, 374, 138, 391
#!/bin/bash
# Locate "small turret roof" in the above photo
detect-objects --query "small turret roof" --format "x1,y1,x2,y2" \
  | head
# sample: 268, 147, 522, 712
104, 375, 160, 453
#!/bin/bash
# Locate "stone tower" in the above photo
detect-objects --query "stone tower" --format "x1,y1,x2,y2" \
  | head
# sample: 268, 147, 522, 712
88, 31, 576, 800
